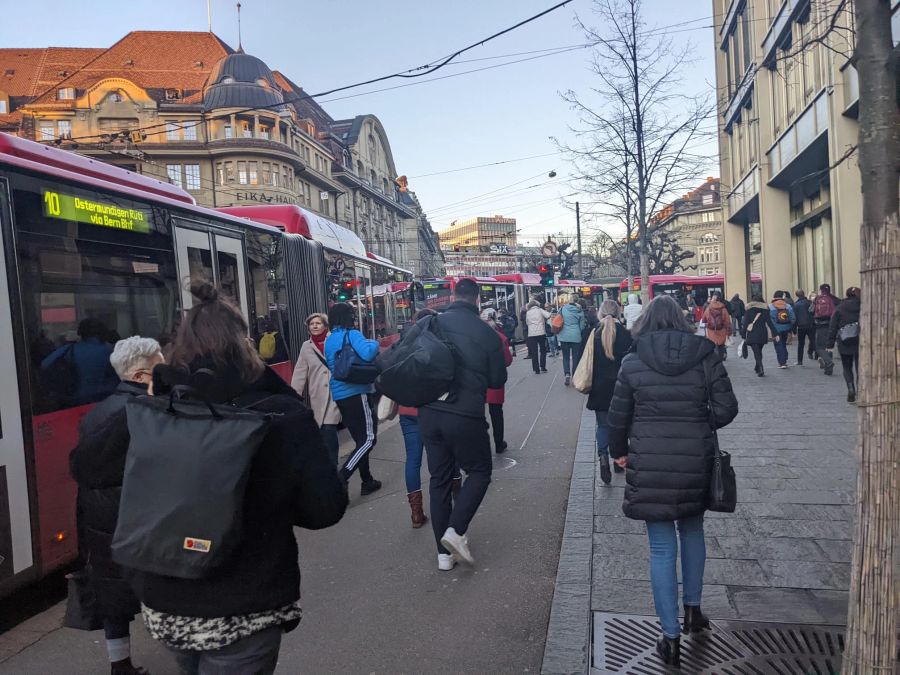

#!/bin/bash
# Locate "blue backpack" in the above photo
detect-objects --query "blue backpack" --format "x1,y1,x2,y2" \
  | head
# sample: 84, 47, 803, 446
333, 330, 379, 384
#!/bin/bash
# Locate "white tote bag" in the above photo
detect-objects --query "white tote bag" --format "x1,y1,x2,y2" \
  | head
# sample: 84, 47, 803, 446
377, 395, 398, 422
572, 329, 596, 393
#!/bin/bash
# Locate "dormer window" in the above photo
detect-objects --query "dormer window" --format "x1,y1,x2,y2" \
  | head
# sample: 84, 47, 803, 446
256, 78, 268, 88
57, 87, 76, 100
109, 91, 125, 103
0, 99, 7, 114
222, 76, 235, 84
165, 88, 182, 101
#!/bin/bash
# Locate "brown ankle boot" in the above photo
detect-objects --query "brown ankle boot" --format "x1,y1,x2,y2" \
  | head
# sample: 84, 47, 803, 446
407, 490, 428, 528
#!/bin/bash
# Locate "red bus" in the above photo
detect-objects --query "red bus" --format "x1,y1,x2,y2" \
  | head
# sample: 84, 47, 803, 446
619, 273, 763, 305
216, 205, 415, 347
0, 134, 337, 595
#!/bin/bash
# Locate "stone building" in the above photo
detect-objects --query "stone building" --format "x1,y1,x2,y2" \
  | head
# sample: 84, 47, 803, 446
712, 0, 898, 296
649, 178, 729, 276
0, 31, 439, 271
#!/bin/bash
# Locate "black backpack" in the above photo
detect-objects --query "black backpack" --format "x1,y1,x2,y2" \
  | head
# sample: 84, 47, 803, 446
111, 387, 275, 579
375, 316, 457, 407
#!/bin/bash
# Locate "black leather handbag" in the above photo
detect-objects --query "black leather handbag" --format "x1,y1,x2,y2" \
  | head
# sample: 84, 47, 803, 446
63, 567, 102, 631
703, 358, 737, 513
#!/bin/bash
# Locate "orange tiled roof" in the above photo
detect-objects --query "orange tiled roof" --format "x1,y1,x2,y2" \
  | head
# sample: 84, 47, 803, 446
27, 31, 234, 106
0, 47, 104, 98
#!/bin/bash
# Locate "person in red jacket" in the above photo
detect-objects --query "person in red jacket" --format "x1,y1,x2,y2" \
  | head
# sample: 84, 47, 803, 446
481, 309, 513, 453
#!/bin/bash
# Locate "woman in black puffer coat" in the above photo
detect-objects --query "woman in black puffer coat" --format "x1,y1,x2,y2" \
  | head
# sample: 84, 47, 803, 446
827, 287, 861, 402
607, 295, 738, 668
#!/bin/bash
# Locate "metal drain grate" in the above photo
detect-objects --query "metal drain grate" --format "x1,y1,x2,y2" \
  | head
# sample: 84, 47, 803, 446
592, 612, 844, 674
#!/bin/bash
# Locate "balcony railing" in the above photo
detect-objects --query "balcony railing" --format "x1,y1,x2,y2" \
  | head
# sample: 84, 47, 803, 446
723, 63, 756, 131
841, 61, 859, 115
762, 0, 804, 67
727, 166, 759, 220
766, 88, 828, 179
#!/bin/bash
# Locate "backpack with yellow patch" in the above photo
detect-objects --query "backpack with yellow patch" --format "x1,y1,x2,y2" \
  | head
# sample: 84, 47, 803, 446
259, 331, 278, 360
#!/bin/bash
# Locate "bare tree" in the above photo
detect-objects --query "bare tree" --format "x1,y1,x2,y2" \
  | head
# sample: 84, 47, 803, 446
842, 0, 899, 671
557, 0, 715, 302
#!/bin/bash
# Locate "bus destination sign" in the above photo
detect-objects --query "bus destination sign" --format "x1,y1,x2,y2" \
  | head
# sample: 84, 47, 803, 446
42, 190, 150, 233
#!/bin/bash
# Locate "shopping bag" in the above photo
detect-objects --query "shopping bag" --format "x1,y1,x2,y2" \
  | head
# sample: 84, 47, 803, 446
572, 329, 595, 393
377, 395, 398, 422
63, 568, 102, 631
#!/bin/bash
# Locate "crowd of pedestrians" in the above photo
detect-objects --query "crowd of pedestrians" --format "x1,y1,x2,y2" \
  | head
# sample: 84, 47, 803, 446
63, 269, 861, 673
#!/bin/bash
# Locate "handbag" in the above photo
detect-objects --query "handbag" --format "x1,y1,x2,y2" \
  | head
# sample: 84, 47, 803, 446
702, 357, 737, 513
63, 568, 102, 631
377, 395, 398, 422
838, 321, 859, 342
572, 328, 596, 393
333, 331, 379, 384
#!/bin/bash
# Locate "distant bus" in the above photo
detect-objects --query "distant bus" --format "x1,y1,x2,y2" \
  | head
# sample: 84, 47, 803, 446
619, 273, 763, 305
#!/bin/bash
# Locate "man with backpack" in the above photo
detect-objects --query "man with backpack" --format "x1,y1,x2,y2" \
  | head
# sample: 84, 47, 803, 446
414, 278, 508, 570
769, 290, 796, 368
812, 283, 837, 375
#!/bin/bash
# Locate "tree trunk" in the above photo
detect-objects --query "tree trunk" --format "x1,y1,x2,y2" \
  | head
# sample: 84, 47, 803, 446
842, 0, 899, 673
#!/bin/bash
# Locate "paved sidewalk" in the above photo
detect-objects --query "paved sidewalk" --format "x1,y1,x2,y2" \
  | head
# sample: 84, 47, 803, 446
543, 342, 858, 673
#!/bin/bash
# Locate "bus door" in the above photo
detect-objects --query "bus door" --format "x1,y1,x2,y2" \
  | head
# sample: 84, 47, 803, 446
174, 223, 249, 321
0, 180, 32, 584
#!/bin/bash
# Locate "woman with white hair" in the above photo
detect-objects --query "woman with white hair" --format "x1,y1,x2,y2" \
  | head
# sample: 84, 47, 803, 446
70, 336, 163, 675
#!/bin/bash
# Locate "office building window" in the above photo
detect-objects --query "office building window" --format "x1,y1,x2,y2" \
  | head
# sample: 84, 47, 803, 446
223, 125, 233, 139
39, 124, 55, 140
57, 120, 72, 138
166, 164, 181, 185
184, 164, 201, 191
248, 161, 258, 186
238, 161, 248, 185
216, 162, 225, 185
166, 123, 180, 141
225, 161, 235, 183
262, 162, 272, 186
183, 123, 198, 141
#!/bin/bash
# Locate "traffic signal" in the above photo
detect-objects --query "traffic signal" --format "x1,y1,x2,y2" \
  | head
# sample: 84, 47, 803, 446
337, 280, 356, 301
538, 262, 554, 287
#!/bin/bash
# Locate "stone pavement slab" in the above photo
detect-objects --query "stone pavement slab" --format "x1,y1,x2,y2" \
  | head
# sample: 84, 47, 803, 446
543, 341, 858, 674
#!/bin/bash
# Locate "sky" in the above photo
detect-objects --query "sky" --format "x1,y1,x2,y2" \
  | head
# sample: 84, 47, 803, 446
0, 0, 721, 247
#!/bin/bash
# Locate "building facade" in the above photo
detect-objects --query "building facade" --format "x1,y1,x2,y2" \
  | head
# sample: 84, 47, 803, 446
712, 0, 897, 297
438, 215, 518, 251
400, 190, 445, 278
0, 31, 438, 272
650, 178, 728, 276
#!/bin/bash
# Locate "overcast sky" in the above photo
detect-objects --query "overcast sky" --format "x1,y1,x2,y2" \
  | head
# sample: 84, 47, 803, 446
0, 0, 720, 246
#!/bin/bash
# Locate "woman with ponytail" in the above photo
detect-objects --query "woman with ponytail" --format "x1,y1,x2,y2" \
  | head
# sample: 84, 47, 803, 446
585, 300, 633, 485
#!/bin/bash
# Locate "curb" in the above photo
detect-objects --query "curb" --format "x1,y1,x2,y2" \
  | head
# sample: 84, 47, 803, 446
541, 408, 596, 675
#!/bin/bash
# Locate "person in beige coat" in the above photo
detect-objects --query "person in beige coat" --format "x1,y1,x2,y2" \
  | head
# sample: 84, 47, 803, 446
291, 313, 341, 466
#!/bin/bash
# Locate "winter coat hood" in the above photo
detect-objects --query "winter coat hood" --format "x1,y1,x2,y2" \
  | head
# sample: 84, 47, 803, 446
627, 294, 640, 305
634, 330, 715, 377
746, 301, 768, 310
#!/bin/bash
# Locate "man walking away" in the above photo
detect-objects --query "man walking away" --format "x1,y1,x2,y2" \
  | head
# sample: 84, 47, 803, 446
418, 278, 508, 570
525, 301, 551, 374
813, 283, 837, 375
768, 290, 796, 368
559, 295, 587, 386
792, 290, 814, 365
730, 294, 745, 337
623, 293, 643, 330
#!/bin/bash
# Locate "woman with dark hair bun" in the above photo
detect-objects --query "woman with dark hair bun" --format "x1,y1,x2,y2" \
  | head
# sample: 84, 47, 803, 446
324, 302, 383, 495
607, 295, 738, 668
135, 280, 347, 673
827, 287, 861, 402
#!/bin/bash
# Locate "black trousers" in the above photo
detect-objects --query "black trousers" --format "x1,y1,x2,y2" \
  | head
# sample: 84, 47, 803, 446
750, 343, 765, 372
336, 393, 377, 482
527, 335, 547, 373
840, 352, 859, 390
797, 326, 814, 363
488, 403, 504, 449
419, 407, 492, 554
813, 319, 833, 369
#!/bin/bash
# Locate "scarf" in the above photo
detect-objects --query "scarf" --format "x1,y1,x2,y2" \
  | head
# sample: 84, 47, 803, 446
311, 333, 327, 354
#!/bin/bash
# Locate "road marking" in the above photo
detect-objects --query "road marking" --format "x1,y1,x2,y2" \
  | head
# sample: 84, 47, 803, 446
494, 457, 518, 471
519, 368, 560, 451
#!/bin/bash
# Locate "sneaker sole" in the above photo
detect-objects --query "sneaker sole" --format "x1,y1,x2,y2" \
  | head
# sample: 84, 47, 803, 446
440, 536, 474, 565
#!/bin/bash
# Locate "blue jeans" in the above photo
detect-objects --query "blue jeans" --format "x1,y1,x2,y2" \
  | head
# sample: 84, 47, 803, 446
773, 333, 789, 365
400, 414, 424, 493
646, 515, 706, 638
594, 410, 609, 457
560, 341, 583, 376
547, 334, 559, 355
320, 424, 339, 468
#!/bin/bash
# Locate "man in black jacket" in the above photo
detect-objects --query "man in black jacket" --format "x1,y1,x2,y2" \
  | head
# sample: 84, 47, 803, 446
418, 278, 507, 570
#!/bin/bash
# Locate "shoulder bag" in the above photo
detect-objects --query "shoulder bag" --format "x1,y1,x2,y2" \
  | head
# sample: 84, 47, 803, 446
333, 330, 380, 384
572, 328, 596, 393
702, 357, 737, 513
838, 321, 859, 342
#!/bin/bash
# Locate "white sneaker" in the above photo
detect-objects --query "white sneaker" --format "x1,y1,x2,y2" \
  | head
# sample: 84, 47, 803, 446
440, 527, 474, 565
437, 553, 456, 571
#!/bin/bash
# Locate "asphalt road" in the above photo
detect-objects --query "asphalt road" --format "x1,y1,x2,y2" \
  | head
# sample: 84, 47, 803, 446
0, 348, 585, 674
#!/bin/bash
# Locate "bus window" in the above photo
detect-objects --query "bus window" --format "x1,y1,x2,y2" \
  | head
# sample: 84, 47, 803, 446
245, 230, 290, 364
11, 178, 179, 413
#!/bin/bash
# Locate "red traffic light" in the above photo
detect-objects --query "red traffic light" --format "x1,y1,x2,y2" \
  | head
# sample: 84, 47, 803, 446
538, 264, 549, 273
